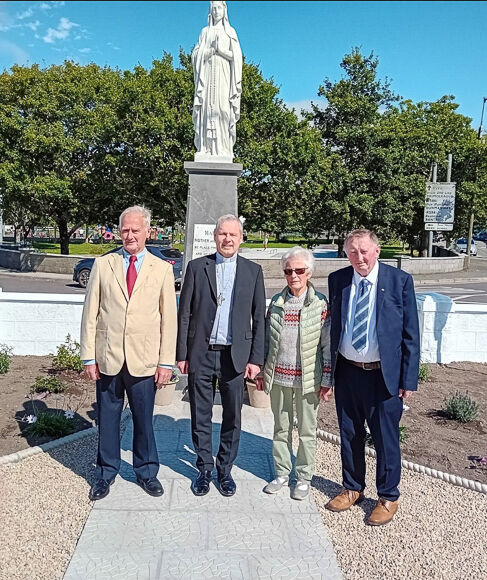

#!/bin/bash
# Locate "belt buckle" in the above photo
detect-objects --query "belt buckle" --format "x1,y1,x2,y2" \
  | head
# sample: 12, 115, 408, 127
362, 361, 371, 371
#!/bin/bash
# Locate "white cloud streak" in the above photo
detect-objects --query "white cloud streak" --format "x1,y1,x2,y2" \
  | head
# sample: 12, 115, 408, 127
16, 8, 34, 20
43, 16, 79, 44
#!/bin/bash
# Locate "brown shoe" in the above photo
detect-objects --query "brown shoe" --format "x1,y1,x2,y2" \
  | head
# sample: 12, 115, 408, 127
366, 497, 399, 526
325, 489, 365, 512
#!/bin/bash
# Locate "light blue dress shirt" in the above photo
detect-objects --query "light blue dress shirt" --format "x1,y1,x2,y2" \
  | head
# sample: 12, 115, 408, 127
339, 260, 380, 362
83, 247, 171, 370
210, 252, 237, 345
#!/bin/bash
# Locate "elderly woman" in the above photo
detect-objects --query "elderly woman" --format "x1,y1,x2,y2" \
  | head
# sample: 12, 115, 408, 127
256, 246, 332, 500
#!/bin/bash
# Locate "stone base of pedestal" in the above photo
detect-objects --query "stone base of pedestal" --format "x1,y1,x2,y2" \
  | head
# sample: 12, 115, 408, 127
183, 161, 242, 270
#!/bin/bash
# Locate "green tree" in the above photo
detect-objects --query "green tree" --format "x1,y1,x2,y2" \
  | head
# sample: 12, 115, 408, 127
0, 62, 122, 254
236, 61, 328, 239
311, 48, 400, 251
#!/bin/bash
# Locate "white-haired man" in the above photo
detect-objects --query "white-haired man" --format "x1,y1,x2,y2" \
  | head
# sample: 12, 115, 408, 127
177, 214, 266, 497
81, 205, 177, 501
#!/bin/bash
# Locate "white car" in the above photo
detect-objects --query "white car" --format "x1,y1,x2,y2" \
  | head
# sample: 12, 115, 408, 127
455, 238, 477, 256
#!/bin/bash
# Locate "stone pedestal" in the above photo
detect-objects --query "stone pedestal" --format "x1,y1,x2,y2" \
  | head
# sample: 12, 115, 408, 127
183, 161, 242, 272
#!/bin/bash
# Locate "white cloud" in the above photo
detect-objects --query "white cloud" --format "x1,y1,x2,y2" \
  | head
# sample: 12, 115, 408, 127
16, 8, 34, 20
25, 20, 41, 31
107, 42, 120, 51
40, 1, 65, 11
78, 47, 91, 53
43, 16, 79, 44
0, 40, 29, 65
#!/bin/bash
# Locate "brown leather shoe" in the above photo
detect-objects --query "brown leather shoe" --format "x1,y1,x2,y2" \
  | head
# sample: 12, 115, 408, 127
366, 497, 399, 526
325, 489, 365, 512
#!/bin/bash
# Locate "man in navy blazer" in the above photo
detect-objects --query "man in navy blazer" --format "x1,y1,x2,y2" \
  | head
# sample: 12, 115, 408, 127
177, 215, 266, 497
326, 229, 419, 526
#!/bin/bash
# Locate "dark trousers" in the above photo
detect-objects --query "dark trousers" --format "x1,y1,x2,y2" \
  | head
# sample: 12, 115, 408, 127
334, 356, 403, 501
188, 348, 244, 476
96, 364, 159, 481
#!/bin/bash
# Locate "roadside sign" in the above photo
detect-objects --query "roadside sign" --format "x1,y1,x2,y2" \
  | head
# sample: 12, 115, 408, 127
424, 182, 456, 225
425, 223, 453, 231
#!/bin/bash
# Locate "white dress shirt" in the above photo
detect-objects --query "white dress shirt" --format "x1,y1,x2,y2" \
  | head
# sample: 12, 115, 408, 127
339, 261, 380, 363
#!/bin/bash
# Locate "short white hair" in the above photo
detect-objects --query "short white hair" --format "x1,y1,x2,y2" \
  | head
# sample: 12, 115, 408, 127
119, 206, 151, 229
214, 214, 243, 235
280, 246, 315, 273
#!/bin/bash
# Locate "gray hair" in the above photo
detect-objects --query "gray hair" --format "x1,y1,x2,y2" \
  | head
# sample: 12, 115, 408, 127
214, 214, 243, 236
344, 229, 380, 250
119, 206, 151, 229
280, 246, 315, 273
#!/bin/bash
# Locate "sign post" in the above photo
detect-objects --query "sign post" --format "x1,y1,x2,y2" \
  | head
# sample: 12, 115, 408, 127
424, 157, 455, 256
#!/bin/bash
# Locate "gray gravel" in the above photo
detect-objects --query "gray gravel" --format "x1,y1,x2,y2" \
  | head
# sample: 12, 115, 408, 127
0, 434, 97, 580
1, 431, 486, 580
311, 438, 487, 580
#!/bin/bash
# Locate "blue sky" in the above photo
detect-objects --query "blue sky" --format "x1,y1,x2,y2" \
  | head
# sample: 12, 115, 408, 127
1, 1, 486, 128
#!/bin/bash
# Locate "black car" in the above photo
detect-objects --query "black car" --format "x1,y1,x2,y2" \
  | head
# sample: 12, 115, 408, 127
73, 246, 183, 289
473, 231, 487, 243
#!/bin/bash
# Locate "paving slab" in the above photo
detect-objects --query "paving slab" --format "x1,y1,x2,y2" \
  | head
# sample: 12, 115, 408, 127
64, 392, 342, 580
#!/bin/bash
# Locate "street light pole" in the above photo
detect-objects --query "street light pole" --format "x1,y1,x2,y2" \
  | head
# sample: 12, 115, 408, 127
466, 97, 487, 269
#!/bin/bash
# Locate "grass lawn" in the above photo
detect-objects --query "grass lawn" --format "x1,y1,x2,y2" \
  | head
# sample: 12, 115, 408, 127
33, 242, 119, 255
31, 240, 415, 258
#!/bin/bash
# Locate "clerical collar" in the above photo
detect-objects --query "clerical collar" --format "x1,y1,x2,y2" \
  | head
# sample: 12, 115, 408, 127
216, 252, 238, 264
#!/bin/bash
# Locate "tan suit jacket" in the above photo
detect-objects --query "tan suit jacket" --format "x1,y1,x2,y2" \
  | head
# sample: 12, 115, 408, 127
80, 251, 177, 377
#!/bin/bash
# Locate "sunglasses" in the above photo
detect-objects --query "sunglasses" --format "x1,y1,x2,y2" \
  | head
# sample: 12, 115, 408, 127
283, 267, 308, 276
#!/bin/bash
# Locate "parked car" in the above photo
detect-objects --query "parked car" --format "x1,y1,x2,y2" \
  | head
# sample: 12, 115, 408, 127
73, 246, 183, 289
473, 231, 487, 243
454, 238, 477, 256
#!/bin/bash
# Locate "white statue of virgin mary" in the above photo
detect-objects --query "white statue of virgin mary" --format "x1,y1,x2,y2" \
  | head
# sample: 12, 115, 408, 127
192, 1, 242, 162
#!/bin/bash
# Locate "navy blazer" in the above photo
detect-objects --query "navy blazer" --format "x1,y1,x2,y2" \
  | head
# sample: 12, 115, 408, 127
176, 253, 266, 374
328, 262, 420, 395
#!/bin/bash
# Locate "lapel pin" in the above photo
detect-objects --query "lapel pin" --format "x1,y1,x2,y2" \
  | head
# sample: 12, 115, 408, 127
381, 288, 385, 292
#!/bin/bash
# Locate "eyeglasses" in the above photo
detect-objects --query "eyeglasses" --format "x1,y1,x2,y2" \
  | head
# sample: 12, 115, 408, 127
283, 267, 308, 276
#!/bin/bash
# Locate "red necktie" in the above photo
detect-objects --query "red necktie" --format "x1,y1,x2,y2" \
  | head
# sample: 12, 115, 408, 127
126, 255, 137, 298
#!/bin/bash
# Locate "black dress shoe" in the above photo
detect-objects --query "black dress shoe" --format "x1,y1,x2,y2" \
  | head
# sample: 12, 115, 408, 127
217, 473, 236, 497
137, 477, 164, 497
192, 470, 213, 496
89, 478, 114, 501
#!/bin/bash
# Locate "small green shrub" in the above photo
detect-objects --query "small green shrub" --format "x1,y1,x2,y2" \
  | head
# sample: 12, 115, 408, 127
443, 392, 480, 423
52, 334, 83, 372
0, 344, 13, 374
31, 376, 68, 394
24, 411, 76, 438
418, 363, 430, 382
399, 425, 408, 443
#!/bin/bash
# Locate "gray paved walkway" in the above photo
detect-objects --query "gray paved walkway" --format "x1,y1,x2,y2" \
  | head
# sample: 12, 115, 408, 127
64, 391, 341, 579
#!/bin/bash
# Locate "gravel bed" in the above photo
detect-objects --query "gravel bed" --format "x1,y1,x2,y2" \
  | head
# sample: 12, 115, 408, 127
311, 438, 487, 580
0, 434, 97, 580
2, 430, 486, 580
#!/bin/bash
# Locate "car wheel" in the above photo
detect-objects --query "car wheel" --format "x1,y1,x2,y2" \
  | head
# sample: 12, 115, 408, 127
78, 269, 91, 288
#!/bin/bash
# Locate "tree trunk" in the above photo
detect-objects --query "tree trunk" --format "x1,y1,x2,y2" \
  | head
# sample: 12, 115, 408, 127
58, 220, 70, 255
337, 239, 345, 258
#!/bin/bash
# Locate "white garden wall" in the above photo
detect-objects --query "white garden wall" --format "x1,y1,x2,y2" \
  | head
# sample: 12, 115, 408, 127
416, 293, 487, 364
0, 289, 485, 363
0, 290, 84, 355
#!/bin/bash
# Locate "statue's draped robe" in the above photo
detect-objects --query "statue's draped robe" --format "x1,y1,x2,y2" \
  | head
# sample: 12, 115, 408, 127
192, 23, 242, 159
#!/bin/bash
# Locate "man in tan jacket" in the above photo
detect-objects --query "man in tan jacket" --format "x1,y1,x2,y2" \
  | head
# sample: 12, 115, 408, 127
81, 206, 177, 501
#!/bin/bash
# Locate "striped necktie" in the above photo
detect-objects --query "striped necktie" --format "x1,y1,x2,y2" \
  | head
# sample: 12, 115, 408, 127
352, 279, 370, 352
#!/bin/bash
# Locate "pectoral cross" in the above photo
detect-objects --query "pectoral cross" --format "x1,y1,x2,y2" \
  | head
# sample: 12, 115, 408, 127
217, 293, 225, 306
